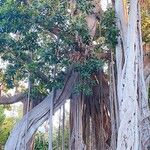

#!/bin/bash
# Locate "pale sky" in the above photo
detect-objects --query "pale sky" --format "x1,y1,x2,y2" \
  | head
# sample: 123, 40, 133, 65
101, 0, 111, 10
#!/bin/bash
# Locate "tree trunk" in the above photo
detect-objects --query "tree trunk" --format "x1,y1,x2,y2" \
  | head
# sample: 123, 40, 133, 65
70, 94, 85, 150
115, 0, 150, 149
70, 71, 111, 150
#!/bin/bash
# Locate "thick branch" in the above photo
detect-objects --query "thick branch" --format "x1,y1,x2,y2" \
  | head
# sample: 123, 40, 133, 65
0, 93, 26, 104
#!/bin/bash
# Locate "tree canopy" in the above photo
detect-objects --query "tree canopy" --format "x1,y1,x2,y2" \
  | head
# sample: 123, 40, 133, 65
0, 0, 119, 99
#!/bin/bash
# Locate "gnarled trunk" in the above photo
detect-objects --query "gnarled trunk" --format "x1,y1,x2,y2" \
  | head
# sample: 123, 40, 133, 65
5, 71, 78, 150
115, 0, 150, 149
70, 71, 111, 150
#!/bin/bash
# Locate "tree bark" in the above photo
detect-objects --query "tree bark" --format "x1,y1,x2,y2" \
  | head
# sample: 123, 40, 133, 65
115, 0, 150, 149
70, 71, 111, 150
0, 93, 26, 104
70, 94, 85, 150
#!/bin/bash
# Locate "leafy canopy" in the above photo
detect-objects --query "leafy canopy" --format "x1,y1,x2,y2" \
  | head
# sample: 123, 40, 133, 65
0, 0, 118, 97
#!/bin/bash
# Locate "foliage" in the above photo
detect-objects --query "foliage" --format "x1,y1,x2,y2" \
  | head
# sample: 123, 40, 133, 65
0, 104, 22, 147
101, 7, 119, 49
52, 127, 69, 150
74, 58, 103, 95
34, 126, 69, 150
34, 132, 48, 150
141, 10, 150, 43
34, 110, 70, 150
0, 0, 71, 99
0, 117, 15, 146
76, 0, 94, 14
0, 0, 120, 98
0, 106, 5, 127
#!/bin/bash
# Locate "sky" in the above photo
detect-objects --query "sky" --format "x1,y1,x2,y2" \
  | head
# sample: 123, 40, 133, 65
101, 0, 111, 10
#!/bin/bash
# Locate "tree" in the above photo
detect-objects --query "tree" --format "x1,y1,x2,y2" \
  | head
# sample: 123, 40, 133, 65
0, 0, 149, 150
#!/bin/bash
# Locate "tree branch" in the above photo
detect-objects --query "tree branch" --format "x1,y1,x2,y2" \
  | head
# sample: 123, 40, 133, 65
0, 93, 26, 104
